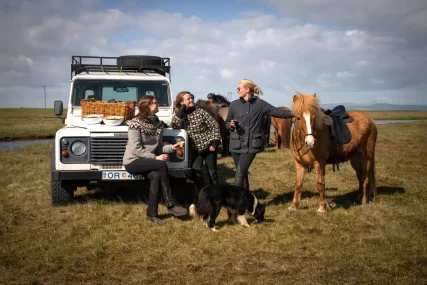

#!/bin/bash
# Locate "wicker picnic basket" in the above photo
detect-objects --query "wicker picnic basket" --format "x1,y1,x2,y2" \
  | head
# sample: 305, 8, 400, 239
80, 99, 136, 120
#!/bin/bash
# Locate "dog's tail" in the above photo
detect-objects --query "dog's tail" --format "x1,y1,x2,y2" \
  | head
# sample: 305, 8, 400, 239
193, 192, 214, 218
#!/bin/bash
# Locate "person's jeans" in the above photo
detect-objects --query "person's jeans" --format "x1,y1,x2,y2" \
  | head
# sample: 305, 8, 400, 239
231, 152, 256, 191
125, 159, 177, 217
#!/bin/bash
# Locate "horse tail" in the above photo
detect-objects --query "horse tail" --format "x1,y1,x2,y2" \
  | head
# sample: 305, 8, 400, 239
195, 192, 214, 218
371, 150, 377, 198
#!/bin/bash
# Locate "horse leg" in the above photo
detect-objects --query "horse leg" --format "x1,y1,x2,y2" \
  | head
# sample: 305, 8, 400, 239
350, 152, 371, 205
314, 161, 327, 212
289, 161, 305, 210
275, 130, 281, 150
350, 153, 366, 204
285, 125, 291, 148
279, 126, 286, 150
369, 152, 377, 201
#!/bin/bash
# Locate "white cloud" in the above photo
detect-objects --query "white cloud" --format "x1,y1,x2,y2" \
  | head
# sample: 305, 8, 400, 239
336, 71, 358, 79
219, 68, 235, 79
356, 60, 369, 67
0, 0, 426, 108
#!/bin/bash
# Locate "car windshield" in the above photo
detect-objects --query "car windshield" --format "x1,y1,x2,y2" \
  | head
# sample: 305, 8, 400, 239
72, 79, 171, 107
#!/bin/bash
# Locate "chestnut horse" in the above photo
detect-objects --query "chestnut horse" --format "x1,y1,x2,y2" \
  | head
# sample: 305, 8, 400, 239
289, 93, 377, 212
271, 106, 292, 150
195, 99, 229, 157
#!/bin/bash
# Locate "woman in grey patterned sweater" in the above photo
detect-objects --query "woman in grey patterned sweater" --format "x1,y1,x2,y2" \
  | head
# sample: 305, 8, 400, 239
123, 95, 188, 226
171, 91, 221, 194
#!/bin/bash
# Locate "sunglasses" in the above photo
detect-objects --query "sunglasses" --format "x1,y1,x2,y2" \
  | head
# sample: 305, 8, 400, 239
236, 87, 240, 92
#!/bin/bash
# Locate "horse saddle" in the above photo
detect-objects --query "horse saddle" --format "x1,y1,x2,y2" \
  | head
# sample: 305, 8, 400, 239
322, 105, 354, 144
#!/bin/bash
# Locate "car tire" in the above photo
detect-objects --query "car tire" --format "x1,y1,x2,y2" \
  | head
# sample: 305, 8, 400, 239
50, 147, 74, 205
51, 180, 75, 206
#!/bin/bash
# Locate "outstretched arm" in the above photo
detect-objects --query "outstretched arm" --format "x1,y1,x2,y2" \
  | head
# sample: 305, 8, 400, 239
262, 101, 294, 118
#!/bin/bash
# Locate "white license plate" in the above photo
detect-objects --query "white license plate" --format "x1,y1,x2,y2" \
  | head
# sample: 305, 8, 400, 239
102, 171, 145, 180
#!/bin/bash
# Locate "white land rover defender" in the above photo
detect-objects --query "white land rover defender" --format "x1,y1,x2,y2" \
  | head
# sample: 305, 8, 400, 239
51, 55, 192, 205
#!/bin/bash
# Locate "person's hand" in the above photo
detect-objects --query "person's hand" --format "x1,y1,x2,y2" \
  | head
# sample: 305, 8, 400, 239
209, 146, 215, 152
171, 143, 181, 150
156, 154, 169, 161
229, 120, 238, 129
175, 104, 187, 119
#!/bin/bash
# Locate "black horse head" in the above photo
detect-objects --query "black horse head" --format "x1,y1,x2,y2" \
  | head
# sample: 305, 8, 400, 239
209, 94, 230, 106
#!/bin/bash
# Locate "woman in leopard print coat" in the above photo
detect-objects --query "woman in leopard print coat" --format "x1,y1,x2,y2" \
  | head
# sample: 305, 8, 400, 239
171, 91, 221, 194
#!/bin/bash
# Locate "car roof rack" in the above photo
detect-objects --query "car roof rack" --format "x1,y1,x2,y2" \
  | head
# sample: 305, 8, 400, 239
71, 55, 171, 80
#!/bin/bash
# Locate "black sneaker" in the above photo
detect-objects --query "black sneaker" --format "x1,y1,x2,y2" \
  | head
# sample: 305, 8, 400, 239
147, 216, 165, 226
168, 205, 188, 217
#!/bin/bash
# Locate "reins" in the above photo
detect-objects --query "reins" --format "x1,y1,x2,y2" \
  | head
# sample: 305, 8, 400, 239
292, 123, 317, 158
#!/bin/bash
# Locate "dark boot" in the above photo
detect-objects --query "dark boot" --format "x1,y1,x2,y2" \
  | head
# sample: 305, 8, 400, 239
160, 181, 177, 208
234, 171, 249, 191
168, 205, 188, 216
147, 216, 165, 226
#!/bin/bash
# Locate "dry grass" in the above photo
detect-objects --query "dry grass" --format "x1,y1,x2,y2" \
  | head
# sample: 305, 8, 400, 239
359, 110, 427, 120
0, 108, 64, 141
1, 122, 427, 284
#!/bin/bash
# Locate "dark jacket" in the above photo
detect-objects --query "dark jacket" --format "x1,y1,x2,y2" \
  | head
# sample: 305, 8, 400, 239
225, 97, 293, 154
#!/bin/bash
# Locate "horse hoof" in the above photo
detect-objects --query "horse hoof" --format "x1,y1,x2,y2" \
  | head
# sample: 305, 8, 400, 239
288, 205, 297, 211
317, 207, 326, 213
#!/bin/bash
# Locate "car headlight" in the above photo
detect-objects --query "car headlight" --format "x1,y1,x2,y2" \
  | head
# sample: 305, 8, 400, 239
70, 141, 87, 156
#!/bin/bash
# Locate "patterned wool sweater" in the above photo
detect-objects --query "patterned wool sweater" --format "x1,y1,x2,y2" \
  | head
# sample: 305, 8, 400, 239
123, 117, 173, 166
171, 108, 221, 153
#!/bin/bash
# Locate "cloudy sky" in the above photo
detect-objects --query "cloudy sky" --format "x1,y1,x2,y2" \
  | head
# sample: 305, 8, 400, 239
1, 0, 426, 108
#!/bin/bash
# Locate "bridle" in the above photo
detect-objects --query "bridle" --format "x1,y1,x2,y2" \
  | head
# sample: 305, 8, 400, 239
292, 118, 317, 158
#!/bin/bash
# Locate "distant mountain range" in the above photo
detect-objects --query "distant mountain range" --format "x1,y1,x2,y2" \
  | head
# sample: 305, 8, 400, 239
320, 103, 427, 111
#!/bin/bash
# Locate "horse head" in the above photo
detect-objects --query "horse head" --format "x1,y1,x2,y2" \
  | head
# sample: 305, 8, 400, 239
292, 92, 325, 149
211, 94, 230, 106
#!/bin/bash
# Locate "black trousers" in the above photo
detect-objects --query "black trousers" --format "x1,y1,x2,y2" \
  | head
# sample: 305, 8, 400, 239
125, 159, 177, 217
190, 148, 219, 203
192, 148, 219, 185
231, 152, 256, 191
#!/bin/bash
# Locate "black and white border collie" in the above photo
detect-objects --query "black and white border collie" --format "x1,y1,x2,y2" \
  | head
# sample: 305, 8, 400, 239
189, 184, 265, 231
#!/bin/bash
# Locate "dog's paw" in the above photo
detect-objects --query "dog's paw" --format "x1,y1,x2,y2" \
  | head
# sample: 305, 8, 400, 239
210, 227, 218, 232
189, 204, 196, 218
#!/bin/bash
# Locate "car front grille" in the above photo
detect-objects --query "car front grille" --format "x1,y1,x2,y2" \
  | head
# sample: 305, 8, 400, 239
90, 137, 127, 164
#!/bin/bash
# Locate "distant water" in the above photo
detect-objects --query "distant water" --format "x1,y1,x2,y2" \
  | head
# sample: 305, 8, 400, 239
270, 119, 424, 131
0, 139, 53, 151
374, 120, 423, 125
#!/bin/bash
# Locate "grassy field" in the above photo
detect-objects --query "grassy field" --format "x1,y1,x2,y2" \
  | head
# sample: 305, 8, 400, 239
0, 108, 65, 141
1, 108, 426, 141
1, 121, 427, 284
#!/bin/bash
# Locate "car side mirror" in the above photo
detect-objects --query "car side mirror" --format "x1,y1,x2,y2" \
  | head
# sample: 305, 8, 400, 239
54, 100, 65, 124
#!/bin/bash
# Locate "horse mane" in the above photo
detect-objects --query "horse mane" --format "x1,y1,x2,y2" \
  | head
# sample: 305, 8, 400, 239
292, 92, 326, 130
211, 94, 230, 106
195, 99, 220, 121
